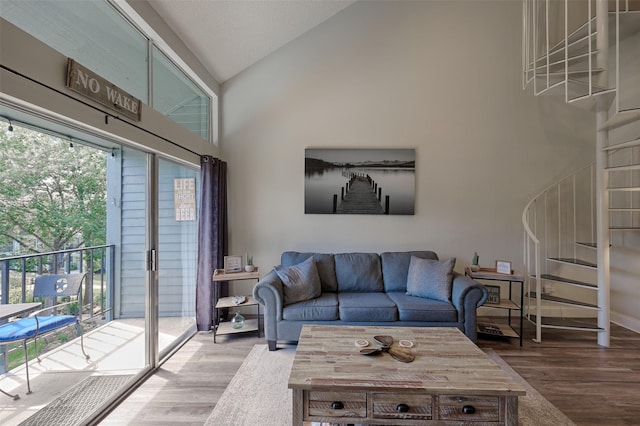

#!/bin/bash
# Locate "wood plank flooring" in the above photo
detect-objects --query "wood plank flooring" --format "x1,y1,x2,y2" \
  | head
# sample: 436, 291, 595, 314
99, 320, 640, 425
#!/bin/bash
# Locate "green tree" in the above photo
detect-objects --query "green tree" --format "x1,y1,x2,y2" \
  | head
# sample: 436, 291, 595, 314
0, 125, 107, 254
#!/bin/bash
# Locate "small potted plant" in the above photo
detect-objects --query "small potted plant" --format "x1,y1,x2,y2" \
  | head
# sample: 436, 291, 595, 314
245, 253, 255, 272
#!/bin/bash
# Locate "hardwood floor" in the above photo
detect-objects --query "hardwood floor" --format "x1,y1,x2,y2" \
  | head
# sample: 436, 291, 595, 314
99, 320, 640, 425
478, 318, 640, 426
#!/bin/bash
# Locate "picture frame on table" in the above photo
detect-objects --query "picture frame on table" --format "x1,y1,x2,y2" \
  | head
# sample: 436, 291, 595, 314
485, 285, 501, 304
224, 255, 243, 274
496, 260, 512, 274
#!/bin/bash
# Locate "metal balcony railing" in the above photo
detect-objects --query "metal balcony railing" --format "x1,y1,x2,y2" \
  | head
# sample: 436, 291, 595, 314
0, 245, 115, 372
0, 245, 115, 316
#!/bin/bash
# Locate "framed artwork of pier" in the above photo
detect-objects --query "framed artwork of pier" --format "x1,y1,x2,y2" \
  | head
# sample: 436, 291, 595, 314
304, 148, 415, 215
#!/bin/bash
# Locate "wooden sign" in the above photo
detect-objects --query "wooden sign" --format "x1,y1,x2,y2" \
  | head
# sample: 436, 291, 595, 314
174, 178, 196, 221
66, 59, 142, 121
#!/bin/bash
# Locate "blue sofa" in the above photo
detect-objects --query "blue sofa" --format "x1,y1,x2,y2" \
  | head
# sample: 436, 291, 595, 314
252, 251, 488, 351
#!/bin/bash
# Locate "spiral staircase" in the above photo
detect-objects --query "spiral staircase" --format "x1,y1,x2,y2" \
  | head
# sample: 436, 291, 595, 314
521, 0, 640, 346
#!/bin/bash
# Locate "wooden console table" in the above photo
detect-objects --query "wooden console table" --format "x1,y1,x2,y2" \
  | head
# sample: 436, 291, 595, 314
289, 325, 526, 425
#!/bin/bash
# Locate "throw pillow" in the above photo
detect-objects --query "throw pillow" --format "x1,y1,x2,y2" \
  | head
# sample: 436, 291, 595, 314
405, 256, 456, 302
275, 256, 322, 305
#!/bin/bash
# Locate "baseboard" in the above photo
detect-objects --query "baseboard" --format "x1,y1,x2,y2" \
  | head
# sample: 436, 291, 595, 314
611, 311, 640, 334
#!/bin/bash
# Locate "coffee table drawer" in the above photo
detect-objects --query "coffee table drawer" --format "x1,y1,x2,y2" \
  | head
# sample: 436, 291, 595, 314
372, 393, 433, 420
438, 395, 500, 421
307, 391, 366, 418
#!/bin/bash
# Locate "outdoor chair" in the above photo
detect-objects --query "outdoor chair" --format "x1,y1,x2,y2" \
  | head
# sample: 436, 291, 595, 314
0, 273, 91, 399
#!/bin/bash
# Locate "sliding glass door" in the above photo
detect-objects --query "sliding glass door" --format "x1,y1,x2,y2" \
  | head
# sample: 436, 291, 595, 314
0, 110, 200, 423
157, 158, 199, 358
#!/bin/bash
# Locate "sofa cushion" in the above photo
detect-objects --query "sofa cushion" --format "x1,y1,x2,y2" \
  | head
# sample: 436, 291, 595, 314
283, 293, 339, 321
380, 251, 439, 292
275, 256, 322, 305
334, 253, 383, 292
338, 292, 397, 322
281, 251, 337, 292
405, 256, 456, 302
387, 292, 458, 322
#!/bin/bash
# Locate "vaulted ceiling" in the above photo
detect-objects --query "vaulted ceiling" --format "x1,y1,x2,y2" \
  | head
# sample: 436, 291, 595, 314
147, 0, 356, 84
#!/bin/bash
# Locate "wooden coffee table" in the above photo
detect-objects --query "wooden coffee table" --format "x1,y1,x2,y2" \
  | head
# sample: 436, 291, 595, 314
288, 325, 526, 425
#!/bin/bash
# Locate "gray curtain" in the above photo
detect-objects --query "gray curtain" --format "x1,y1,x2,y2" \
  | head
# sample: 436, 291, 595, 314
196, 156, 228, 331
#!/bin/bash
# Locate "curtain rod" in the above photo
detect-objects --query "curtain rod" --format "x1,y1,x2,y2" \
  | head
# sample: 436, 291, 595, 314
1, 64, 202, 158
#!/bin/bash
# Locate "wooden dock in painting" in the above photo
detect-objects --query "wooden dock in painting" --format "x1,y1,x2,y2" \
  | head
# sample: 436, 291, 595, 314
335, 176, 385, 214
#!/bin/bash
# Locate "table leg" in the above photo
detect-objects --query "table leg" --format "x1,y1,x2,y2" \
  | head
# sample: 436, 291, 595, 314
292, 388, 304, 425
505, 396, 518, 426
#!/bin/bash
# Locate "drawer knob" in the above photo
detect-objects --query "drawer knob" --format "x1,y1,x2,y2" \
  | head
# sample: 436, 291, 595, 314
462, 405, 476, 414
331, 401, 344, 410
396, 403, 410, 413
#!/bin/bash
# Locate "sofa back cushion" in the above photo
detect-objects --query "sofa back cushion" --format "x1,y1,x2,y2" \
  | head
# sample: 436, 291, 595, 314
380, 251, 439, 292
281, 251, 337, 292
406, 256, 456, 302
275, 256, 322, 305
334, 252, 383, 292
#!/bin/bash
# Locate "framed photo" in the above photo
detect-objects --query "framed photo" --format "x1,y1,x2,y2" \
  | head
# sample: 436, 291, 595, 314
496, 260, 512, 274
485, 285, 501, 304
224, 256, 243, 274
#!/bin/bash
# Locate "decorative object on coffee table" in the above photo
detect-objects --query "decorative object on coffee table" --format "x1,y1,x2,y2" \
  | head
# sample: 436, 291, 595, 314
358, 335, 415, 362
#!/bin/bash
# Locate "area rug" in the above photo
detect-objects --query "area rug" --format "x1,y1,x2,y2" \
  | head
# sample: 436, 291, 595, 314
205, 345, 575, 426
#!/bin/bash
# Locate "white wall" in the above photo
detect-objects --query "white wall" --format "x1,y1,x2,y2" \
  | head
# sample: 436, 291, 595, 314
220, 0, 597, 296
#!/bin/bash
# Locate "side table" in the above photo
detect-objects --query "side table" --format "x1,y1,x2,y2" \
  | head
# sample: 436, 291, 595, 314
212, 269, 261, 343
465, 266, 525, 346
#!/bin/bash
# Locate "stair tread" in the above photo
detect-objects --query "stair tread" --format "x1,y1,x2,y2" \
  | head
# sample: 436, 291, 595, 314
536, 274, 598, 288
539, 69, 605, 77
603, 136, 640, 151
548, 257, 597, 268
529, 315, 604, 331
599, 109, 640, 131
527, 292, 599, 308
576, 242, 597, 248
608, 186, 640, 191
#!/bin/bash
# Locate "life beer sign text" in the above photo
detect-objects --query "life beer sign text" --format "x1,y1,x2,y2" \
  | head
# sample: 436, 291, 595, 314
174, 178, 196, 222
66, 59, 142, 121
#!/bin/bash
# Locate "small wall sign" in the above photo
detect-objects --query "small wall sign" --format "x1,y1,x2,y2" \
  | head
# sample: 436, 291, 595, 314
174, 178, 196, 221
66, 59, 142, 121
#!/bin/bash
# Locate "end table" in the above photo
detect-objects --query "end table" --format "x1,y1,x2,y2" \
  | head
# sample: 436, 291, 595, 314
211, 269, 261, 343
465, 266, 525, 346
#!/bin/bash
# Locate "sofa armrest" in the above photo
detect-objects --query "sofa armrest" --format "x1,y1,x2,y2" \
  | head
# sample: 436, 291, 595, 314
451, 272, 488, 342
252, 270, 285, 344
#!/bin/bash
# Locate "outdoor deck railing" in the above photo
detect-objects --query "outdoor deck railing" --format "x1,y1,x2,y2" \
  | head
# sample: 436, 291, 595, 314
0, 244, 115, 317
0, 245, 115, 373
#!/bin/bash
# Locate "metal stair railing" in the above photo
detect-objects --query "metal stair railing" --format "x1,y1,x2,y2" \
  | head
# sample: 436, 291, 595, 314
522, 0, 640, 346
522, 164, 597, 343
